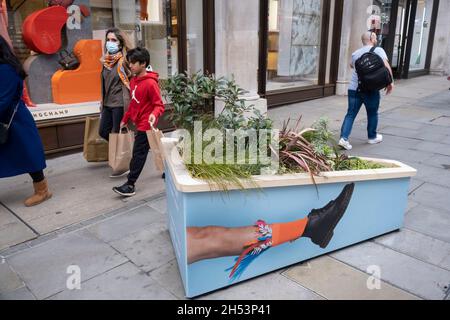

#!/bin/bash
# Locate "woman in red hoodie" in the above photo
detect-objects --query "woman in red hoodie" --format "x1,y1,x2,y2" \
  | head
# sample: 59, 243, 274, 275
113, 47, 164, 197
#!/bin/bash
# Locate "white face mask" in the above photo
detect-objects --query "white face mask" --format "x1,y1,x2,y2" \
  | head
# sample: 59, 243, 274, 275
106, 41, 120, 54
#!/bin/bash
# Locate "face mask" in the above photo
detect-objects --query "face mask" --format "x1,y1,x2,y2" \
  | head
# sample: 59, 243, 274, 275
106, 41, 120, 54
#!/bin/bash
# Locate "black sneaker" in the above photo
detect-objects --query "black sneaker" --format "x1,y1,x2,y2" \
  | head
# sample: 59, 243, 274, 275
113, 183, 136, 197
161, 172, 165, 179
303, 183, 355, 249
109, 170, 130, 178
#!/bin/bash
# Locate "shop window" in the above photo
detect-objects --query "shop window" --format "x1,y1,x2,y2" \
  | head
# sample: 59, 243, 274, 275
140, 0, 179, 79
409, 0, 433, 71
368, 0, 393, 49
90, 0, 114, 31
185, 0, 203, 74
112, 0, 179, 80
7, 0, 47, 63
266, 0, 323, 92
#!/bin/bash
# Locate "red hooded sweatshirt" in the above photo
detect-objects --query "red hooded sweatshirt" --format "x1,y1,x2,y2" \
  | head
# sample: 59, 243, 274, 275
122, 71, 165, 131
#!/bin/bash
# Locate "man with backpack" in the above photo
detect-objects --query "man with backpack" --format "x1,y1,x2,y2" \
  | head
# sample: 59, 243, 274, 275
338, 31, 394, 150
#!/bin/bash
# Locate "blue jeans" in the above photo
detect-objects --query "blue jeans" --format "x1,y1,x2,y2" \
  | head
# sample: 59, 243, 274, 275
340, 90, 380, 140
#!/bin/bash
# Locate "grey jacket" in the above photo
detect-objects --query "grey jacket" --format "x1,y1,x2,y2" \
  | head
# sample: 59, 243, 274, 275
100, 66, 131, 112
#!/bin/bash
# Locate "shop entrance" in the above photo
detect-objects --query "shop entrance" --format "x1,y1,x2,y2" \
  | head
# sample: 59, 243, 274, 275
372, 0, 440, 79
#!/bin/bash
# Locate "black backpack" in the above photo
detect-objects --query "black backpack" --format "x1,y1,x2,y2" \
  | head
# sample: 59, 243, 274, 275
355, 47, 392, 92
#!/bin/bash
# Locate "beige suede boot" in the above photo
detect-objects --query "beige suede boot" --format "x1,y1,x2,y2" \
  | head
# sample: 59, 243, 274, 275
24, 179, 52, 207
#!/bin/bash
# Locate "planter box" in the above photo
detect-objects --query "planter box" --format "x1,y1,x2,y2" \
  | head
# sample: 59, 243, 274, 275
161, 138, 417, 298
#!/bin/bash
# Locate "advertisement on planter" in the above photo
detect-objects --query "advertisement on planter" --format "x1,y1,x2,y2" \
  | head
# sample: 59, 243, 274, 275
164, 160, 413, 298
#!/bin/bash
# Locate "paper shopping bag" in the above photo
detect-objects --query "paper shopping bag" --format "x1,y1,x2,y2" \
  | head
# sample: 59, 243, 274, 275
83, 116, 108, 162
146, 127, 165, 173
108, 129, 134, 174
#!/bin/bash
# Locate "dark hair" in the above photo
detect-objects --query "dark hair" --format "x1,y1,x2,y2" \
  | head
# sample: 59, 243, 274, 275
105, 27, 130, 53
126, 47, 150, 67
0, 35, 27, 79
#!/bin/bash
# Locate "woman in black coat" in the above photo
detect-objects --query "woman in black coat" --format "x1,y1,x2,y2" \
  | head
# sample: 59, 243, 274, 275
0, 35, 52, 206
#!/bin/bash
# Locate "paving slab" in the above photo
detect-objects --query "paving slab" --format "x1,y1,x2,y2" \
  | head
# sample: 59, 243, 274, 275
110, 222, 175, 273
149, 259, 187, 300
199, 271, 322, 300
331, 241, 450, 300
398, 163, 450, 188
430, 116, 450, 126
49, 262, 177, 300
7, 230, 128, 299
0, 286, 36, 300
87, 205, 165, 243
0, 152, 165, 235
375, 117, 426, 130
378, 126, 422, 140
375, 228, 450, 271
146, 196, 168, 214
381, 107, 445, 125
0, 205, 36, 251
411, 141, 450, 157
348, 144, 429, 166
0, 262, 24, 293
404, 205, 450, 243
408, 183, 450, 212
419, 154, 450, 170
283, 256, 420, 300
408, 179, 425, 194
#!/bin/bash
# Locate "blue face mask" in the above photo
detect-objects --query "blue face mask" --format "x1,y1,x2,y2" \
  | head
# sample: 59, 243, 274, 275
106, 41, 120, 54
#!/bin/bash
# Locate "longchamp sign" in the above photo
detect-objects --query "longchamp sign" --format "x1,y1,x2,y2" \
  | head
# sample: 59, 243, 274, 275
31, 101, 100, 121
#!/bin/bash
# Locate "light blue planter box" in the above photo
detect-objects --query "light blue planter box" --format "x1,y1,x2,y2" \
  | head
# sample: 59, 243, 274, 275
162, 138, 417, 298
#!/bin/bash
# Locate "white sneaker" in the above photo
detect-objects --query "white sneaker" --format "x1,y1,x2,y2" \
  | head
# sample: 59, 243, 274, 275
368, 134, 383, 145
338, 138, 353, 150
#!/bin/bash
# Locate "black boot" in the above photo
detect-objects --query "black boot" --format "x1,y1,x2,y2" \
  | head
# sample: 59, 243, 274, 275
303, 183, 355, 249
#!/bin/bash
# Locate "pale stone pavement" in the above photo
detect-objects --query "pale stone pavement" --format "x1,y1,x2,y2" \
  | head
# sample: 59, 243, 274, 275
0, 75, 449, 300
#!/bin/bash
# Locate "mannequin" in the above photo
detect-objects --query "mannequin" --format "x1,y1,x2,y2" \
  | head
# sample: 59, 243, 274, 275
140, 0, 148, 21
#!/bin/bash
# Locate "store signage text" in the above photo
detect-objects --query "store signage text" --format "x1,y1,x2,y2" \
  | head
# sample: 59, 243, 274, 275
32, 109, 70, 120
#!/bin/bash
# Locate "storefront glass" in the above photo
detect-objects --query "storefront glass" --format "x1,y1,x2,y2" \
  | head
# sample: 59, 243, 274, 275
409, 0, 433, 71
266, 0, 323, 92
185, 0, 203, 74
369, 0, 393, 49
392, 0, 407, 69
140, 0, 179, 79
7, 0, 47, 63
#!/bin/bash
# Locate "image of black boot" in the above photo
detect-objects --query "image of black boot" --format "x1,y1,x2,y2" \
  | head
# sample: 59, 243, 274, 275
302, 183, 355, 249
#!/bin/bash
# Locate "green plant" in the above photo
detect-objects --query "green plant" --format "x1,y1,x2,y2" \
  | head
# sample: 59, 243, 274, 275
302, 117, 336, 158
276, 118, 332, 186
163, 72, 273, 132
162, 72, 217, 130
334, 157, 387, 171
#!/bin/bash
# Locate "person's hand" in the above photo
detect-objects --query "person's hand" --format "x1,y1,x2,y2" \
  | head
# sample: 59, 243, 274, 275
120, 121, 127, 129
149, 114, 156, 127
385, 83, 394, 95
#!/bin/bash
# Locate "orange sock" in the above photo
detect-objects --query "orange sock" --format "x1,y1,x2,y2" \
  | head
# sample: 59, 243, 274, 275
271, 218, 308, 247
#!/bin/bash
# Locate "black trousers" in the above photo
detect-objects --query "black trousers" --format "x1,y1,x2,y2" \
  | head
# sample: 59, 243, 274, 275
99, 106, 124, 141
29, 170, 44, 183
127, 131, 150, 185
